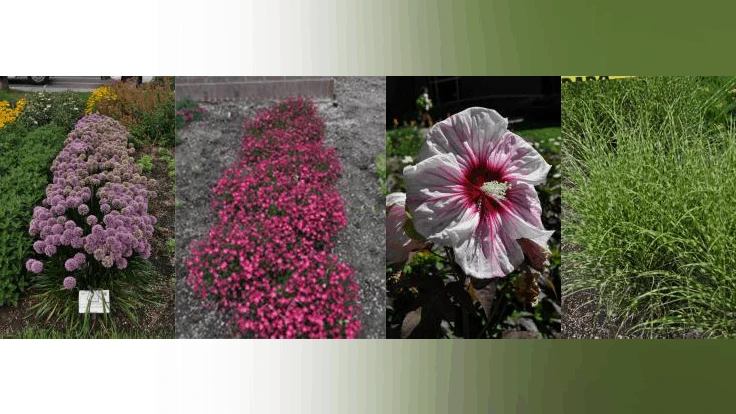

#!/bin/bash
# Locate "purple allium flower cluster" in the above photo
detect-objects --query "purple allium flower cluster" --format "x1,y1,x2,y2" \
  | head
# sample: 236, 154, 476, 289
63, 276, 77, 290
26, 114, 157, 280
64, 252, 87, 271
25, 259, 43, 274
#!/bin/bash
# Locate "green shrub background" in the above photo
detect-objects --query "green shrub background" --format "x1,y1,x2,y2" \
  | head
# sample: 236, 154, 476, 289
95, 79, 176, 148
0, 124, 66, 306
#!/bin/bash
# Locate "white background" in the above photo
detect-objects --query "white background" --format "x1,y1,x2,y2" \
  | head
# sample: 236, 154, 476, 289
3, 1, 390, 75
1, 340, 388, 413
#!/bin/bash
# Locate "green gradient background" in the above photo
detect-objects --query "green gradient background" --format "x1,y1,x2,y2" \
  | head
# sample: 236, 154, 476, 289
364, 2, 736, 411
323, 0, 736, 74
322, 341, 732, 413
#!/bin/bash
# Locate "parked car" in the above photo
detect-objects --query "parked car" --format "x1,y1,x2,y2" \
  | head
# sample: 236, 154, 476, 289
110, 76, 155, 85
8, 76, 51, 85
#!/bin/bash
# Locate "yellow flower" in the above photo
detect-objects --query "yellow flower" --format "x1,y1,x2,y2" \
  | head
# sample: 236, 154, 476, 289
85, 86, 117, 114
0, 98, 25, 129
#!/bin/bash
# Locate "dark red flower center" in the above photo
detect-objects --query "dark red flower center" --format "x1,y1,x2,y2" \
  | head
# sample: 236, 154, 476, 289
462, 163, 508, 219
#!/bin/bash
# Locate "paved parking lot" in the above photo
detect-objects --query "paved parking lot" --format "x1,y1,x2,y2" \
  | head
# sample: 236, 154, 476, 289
9, 76, 112, 92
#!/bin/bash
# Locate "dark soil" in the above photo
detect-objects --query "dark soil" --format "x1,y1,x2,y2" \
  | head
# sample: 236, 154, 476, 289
560, 238, 624, 339
135, 145, 176, 335
0, 299, 26, 333
175, 77, 386, 338
561, 290, 625, 339
0, 144, 176, 338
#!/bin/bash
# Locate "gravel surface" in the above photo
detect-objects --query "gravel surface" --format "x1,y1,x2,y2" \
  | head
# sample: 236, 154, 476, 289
175, 77, 386, 338
318, 77, 386, 339
561, 291, 625, 339
561, 241, 625, 339
175, 101, 253, 338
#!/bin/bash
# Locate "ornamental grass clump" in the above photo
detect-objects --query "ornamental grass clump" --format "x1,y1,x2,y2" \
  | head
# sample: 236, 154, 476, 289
563, 77, 736, 338
187, 98, 362, 338
24, 114, 158, 327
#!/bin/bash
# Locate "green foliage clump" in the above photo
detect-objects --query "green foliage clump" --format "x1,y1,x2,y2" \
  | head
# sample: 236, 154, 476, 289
175, 98, 205, 130
0, 124, 66, 306
563, 76, 736, 338
386, 126, 424, 157
137, 154, 154, 173
158, 147, 176, 180
130, 102, 176, 148
166, 238, 175, 256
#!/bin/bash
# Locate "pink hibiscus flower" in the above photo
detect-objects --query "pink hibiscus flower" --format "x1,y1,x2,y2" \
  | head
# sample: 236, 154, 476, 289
403, 108, 553, 279
386, 192, 428, 266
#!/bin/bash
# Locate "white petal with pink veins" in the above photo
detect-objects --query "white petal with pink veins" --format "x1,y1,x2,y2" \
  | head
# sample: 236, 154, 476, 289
404, 154, 479, 246
386, 192, 406, 207
503, 181, 546, 229
453, 213, 520, 278
453, 204, 553, 279
386, 193, 427, 265
419, 108, 508, 167
496, 131, 551, 186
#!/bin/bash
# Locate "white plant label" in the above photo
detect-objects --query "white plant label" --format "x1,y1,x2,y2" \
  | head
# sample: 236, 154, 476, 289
78, 290, 111, 314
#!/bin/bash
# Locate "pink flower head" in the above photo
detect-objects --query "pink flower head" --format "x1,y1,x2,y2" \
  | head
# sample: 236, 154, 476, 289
403, 108, 553, 279
64, 258, 79, 271
386, 193, 428, 266
25, 259, 44, 274
63, 276, 77, 290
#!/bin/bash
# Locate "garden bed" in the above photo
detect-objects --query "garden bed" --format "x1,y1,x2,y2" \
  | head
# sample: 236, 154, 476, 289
0, 83, 175, 338
0, 137, 175, 338
175, 77, 386, 338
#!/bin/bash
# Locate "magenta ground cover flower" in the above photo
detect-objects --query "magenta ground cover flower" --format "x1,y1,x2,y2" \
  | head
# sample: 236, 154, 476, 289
187, 98, 362, 338
403, 108, 553, 279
